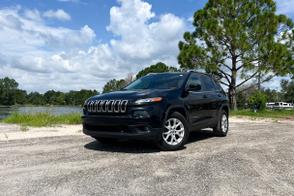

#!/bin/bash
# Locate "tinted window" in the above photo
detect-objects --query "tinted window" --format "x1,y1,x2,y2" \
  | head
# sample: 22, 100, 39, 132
201, 75, 216, 91
186, 74, 202, 91
124, 74, 185, 90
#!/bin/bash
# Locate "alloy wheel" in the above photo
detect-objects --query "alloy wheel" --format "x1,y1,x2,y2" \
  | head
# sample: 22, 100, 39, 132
221, 114, 228, 133
162, 118, 185, 146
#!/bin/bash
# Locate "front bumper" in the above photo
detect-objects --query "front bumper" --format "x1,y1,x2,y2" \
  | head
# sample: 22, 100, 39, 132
82, 114, 163, 141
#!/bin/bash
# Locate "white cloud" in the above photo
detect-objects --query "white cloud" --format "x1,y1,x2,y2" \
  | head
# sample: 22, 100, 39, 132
276, 0, 294, 15
0, 1, 187, 92
0, 7, 95, 50
43, 9, 71, 21
24, 9, 42, 21
0, 6, 97, 91
107, 0, 186, 63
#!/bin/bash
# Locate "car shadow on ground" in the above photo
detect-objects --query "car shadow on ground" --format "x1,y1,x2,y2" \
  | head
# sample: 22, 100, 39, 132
84, 129, 215, 153
84, 139, 160, 153
187, 129, 215, 144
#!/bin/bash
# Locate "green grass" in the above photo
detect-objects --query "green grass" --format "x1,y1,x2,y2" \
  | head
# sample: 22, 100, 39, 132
2, 109, 293, 127
231, 109, 294, 119
1, 112, 81, 127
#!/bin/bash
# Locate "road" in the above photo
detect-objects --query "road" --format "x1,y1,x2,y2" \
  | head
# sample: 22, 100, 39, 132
0, 118, 294, 196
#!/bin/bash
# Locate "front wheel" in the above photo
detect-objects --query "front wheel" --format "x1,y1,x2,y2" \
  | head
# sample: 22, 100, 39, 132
213, 110, 229, 137
157, 112, 189, 151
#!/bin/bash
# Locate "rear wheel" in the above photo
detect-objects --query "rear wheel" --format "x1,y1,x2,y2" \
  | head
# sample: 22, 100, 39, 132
157, 112, 189, 151
213, 110, 229, 136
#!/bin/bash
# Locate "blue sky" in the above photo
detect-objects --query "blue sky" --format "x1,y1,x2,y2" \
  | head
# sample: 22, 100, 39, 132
0, 0, 293, 92
0, 0, 207, 41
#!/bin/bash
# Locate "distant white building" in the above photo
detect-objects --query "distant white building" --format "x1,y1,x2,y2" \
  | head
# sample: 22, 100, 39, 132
266, 102, 294, 110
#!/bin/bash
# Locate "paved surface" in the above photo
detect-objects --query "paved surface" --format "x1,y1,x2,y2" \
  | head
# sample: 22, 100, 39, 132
1, 119, 294, 196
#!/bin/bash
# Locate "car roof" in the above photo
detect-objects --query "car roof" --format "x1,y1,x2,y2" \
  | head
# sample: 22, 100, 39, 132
147, 71, 211, 77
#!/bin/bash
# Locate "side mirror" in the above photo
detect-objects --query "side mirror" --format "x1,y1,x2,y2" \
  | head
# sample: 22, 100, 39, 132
187, 83, 201, 92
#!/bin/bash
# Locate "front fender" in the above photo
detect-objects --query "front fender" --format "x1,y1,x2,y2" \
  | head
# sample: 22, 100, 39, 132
163, 105, 191, 126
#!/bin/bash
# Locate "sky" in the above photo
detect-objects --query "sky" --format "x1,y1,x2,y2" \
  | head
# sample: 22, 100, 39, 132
0, 0, 293, 93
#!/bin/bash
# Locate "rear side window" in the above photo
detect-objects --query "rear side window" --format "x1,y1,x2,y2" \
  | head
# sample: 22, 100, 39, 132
201, 75, 216, 91
186, 74, 202, 91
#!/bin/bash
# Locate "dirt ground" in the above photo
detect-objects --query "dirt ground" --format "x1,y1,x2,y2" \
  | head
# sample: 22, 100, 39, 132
0, 117, 294, 196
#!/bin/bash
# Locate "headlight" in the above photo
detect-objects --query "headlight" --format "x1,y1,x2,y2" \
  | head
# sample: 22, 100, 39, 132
134, 97, 162, 104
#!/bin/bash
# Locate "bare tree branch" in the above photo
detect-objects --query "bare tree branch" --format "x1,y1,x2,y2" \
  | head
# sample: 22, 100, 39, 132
219, 80, 230, 87
236, 64, 244, 71
219, 62, 232, 71
217, 68, 231, 84
236, 71, 259, 88
236, 74, 275, 93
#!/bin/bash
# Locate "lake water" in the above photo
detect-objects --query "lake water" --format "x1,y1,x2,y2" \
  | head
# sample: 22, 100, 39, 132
0, 106, 82, 120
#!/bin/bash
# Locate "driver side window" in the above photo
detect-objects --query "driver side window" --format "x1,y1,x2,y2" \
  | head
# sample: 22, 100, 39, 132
186, 74, 202, 91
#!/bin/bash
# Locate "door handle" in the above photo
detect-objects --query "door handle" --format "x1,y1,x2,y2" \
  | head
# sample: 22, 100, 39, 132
217, 93, 222, 97
203, 94, 208, 98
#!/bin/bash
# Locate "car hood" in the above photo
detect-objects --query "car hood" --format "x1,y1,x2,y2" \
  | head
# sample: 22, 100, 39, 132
87, 89, 177, 102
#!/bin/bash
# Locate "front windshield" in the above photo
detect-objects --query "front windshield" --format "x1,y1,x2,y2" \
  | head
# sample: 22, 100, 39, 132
123, 73, 185, 90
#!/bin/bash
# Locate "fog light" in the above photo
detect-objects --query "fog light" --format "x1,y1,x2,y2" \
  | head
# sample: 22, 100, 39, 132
133, 111, 150, 119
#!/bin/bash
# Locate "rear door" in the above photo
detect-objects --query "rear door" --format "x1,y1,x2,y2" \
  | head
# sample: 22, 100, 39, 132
200, 75, 223, 121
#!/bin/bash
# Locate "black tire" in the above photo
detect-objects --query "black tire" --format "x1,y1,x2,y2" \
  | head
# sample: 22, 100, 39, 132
93, 137, 118, 144
157, 112, 189, 151
213, 110, 229, 137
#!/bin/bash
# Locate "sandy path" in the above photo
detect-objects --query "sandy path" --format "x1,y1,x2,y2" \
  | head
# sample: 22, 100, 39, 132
0, 124, 82, 141
1, 117, 293, 141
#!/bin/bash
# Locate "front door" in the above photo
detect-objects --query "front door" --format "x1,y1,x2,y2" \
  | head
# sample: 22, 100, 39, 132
184, 73, 211, 128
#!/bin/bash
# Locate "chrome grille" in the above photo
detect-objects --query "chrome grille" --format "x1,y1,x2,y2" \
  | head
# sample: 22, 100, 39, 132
86, 99, 128, 113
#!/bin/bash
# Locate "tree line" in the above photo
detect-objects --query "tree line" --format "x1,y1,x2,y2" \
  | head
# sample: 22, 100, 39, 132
0, 77, 98, 106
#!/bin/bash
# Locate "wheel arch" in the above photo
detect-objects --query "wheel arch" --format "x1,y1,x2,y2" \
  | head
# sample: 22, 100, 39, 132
164, 105, 189, 124
221, 104, 229, 116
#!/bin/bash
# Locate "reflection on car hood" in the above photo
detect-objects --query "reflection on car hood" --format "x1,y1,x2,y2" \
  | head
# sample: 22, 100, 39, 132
88, 89, 177, 102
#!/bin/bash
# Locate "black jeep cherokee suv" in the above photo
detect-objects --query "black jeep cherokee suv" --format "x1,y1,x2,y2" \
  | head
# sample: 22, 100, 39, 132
82, 71, 229, 150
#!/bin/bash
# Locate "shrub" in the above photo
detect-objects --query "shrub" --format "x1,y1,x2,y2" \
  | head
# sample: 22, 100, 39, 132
248, 91, 267, 111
